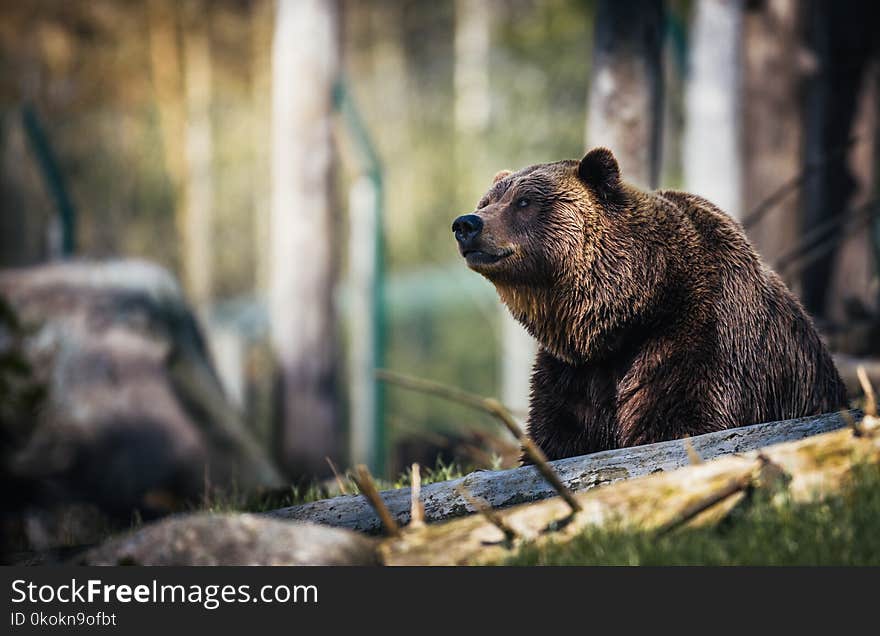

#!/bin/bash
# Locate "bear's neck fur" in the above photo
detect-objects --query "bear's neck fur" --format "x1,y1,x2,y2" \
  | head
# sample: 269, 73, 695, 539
495, 273, 659, 366
495, 187, 681, 366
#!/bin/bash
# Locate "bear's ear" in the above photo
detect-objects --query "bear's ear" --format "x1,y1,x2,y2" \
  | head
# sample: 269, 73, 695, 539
577, 147, 621, 202
492, 170, 513, 185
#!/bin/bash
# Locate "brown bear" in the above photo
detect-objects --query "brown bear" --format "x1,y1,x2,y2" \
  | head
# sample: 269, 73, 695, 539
452, 147, 848, 461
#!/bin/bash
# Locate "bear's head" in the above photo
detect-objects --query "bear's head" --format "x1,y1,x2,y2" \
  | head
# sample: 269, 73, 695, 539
452, 147, 667, 362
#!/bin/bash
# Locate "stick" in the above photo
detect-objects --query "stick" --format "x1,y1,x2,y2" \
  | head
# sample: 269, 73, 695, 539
454, 484, 518, 544
376, 369, 581, 513
857, 365, 877, 418
649, 472, 750, 537
774, 199, 876, 276
742, 135, 863, 230
839, 409, 865, 437
409, 463, 425, 529
351, 464, 400, 537
683, 437, 703, 465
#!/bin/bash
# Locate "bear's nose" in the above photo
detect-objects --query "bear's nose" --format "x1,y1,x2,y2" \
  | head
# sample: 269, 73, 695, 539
452, 214, 483, 244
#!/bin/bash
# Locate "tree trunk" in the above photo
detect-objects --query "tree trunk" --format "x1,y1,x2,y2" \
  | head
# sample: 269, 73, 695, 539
586, 0, 664, 189
800, 0, 878, 319
270, 410, 854, 533
381, 414, 878, 565
269, 0, 340, 477
683, 0, 743, 219
824, 62, 878, 324
741, 0, 803, 265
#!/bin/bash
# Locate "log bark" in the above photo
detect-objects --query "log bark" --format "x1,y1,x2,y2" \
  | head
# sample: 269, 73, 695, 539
269, 410, 855, 533
381, 412, 879, 565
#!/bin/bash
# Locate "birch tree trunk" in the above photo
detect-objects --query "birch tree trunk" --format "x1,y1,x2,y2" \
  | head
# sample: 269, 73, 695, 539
269, 0, 340, 477
586, 0, 664, 189
683, 0, 743, 220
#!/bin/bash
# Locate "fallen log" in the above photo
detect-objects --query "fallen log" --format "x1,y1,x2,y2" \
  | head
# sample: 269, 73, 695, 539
381, 412, 880, 565
269, 410, 856, 532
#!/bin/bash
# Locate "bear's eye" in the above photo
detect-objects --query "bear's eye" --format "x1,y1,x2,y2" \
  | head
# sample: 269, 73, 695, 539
516, 197, 530, 208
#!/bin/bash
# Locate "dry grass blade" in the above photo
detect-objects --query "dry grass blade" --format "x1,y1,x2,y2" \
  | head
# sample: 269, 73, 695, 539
325, 456, 349, 495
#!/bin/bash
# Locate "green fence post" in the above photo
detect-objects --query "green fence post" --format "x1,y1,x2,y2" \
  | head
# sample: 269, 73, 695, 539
21, 104, 76, 257
334, 79, 387, 476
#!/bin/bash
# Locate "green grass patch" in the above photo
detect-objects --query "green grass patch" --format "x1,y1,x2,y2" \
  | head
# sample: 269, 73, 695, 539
504, 464, 880, 566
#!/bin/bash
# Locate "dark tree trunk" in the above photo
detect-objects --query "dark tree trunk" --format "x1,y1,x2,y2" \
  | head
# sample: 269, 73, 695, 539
800, 0, 879, 318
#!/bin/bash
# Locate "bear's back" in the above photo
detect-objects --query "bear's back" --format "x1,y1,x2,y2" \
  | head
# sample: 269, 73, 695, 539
650, 188, 847, 424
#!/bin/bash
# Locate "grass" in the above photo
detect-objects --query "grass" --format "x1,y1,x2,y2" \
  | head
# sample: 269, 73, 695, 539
198, 456, 470, 515
504, 464, 880, 566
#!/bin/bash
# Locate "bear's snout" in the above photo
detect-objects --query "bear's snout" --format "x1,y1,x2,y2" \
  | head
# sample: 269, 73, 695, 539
452, 214, 483, 246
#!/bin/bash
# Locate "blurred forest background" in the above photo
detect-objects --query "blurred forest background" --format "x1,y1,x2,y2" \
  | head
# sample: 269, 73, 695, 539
2, 0, 880, 547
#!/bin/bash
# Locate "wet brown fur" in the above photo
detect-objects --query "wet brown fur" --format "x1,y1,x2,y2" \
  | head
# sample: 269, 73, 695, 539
457, 148, 848, 461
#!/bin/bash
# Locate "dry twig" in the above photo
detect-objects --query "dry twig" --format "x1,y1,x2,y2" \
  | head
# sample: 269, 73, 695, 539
352, 464, 400, 537
857, 365, 877, 417
376, 369, 581, 514
683, 437, 703, 465
454, 484, 518, 544
409, 463, 425, 529
742, 135, 863, 230
655, 472, 753, 536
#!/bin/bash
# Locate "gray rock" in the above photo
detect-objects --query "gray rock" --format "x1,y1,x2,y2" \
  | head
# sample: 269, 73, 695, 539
0, 260, 282, 552
76, 514, 379, 566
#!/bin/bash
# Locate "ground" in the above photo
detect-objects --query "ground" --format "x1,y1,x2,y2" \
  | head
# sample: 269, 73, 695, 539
503, 464, 880, 566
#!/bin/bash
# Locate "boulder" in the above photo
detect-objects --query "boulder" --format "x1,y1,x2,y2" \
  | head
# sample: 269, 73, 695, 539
0, 260, 282, 555
75, 513, 378, 566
